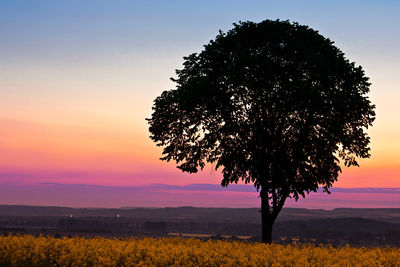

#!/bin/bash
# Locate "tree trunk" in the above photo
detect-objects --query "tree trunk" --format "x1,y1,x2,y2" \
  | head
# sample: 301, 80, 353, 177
262, 213, 273, 244
260, 186, 274, 244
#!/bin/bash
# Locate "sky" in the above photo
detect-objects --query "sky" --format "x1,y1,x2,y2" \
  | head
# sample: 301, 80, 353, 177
0, 0, 399, 208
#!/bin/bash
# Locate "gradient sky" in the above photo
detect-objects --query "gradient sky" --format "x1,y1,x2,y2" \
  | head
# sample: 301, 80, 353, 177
0, 0, 399, 207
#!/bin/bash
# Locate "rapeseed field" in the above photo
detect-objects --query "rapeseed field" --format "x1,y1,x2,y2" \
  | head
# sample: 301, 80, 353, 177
0, 235, 399, 266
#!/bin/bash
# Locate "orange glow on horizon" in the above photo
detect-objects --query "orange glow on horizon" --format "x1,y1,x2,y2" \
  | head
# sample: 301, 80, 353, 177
0, 109, 399, 188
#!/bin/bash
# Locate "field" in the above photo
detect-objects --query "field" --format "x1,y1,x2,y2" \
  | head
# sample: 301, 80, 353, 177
0, 235, 399, 266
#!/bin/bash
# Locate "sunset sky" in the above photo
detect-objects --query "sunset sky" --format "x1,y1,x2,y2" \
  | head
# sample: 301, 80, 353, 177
0, 0, 399, 208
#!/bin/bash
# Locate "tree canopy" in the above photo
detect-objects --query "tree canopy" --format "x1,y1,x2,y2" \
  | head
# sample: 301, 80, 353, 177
147, 19, 375, 243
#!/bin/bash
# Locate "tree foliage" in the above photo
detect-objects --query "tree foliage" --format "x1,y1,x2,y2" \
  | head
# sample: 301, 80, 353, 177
147, 19, 375, 242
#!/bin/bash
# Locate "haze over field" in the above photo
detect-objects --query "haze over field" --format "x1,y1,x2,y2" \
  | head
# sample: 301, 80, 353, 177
0, 183, 399, 209
0, 0, 399, 208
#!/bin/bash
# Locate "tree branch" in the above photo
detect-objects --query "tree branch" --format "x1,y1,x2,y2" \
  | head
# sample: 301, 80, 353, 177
272, 188, 289, 221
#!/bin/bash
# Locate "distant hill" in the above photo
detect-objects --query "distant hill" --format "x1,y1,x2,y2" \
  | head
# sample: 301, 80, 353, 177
1, 205, 400, 224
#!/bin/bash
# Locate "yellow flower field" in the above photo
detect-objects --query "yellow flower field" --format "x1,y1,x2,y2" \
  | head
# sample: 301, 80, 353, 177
0, 235, 399, 266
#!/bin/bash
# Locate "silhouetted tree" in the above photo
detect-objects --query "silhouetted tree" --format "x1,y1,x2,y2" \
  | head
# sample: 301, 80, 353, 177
147, 20, 375, 243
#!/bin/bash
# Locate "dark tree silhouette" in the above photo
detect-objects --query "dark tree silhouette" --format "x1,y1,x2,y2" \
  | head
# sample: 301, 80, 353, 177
147, 20, 375, 244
